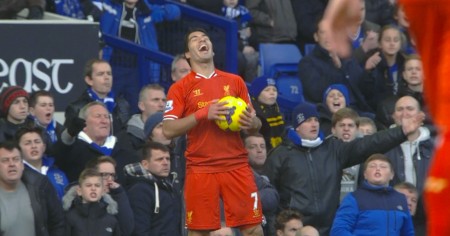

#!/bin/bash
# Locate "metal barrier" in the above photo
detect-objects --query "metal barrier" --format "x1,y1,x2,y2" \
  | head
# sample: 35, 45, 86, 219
102, 0, 238, 90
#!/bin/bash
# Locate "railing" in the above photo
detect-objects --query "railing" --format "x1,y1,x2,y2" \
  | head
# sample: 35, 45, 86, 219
102, 0, 238, 89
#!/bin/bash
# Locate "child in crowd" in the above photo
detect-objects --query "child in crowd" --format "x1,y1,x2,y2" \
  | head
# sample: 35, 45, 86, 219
29, 90, 64, 153
63, 168, 120, 236
358, 117, 377, 136
0, 86, 30, 142
16, 126, 69, 200
249, 76, 285, 151
221, 0, 258, 82
331, 154, 414, 235
360, 25, 406, 112
394, 182, 419, 216
318, 84, 350, 136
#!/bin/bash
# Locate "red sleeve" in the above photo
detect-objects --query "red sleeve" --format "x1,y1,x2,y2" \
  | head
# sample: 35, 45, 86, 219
164, 80, 186, 120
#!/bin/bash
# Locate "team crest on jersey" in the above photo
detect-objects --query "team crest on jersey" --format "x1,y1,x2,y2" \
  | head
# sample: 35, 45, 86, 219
186, 211, 193, 224
223, 85, 230, 96
165, 100, 174, 112
253, 209, 261, 218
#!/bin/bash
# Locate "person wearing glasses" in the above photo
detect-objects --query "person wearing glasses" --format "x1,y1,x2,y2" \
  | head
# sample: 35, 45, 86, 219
86, 156, 135, 236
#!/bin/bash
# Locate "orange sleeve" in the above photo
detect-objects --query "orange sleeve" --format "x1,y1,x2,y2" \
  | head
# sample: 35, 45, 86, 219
399, 1, 450, 235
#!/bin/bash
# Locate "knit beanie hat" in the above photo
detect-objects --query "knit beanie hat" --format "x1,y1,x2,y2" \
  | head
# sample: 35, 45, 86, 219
249, 76, 276, 97
0, 86, 29, 117
144, 112, 164, 137
291, 102, 319, 128
322, 84, 350, 106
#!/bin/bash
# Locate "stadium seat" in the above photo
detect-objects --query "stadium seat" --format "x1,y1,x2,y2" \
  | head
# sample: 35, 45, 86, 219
276, 74, 305, 124
259, 43, 302, 77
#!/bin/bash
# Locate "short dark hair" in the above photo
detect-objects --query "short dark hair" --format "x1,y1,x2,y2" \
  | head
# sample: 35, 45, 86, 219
78, 168, 102, 185
363, 153, 393, 172
83, 58, 109, 78
184, 27, 209, 53
331, 107, 360, 127
242, 133, 265, 145
141, 141, 170, 161
85, 155, 117, 170
15, 126, 46, 144
0, 141, 21, 154
275, 209, 304, 231
29, 90, 54, 108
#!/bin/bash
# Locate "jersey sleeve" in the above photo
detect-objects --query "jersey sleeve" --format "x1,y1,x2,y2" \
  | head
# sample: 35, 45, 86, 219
164, 82, 186, 120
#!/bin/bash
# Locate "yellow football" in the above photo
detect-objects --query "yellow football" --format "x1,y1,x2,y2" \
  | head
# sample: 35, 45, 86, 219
215, 96, 248, 132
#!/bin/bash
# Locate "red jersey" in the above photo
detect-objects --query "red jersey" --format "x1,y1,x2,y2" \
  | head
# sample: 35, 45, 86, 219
164, 70, 251, 173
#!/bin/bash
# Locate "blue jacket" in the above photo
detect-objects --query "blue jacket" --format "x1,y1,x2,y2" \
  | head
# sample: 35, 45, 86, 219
43, 157, 69, 200
98, 0, 180, 60
331, 181, 415, 236
25, 156, 69, 200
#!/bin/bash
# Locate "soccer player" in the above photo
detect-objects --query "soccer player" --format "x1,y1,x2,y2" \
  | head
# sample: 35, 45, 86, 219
163, 28, 263, 236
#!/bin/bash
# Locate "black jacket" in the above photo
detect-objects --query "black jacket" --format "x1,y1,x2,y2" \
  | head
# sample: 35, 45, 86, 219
64, 90, 130, 135
109, 186, 135, 236
53, 136, 140, 184
299, 45, 372, 113
264, 126, 407, 236
63, 187, 120, 236
360, 51, 406, 112
21, 166, 66, 236
364, 0, 395, 26
0, 117, 34, 143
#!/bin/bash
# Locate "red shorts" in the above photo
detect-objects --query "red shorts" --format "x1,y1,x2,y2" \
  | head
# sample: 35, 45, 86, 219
184, 165, 263, 230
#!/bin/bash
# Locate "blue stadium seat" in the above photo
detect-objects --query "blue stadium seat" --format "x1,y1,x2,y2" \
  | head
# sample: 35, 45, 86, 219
259, 43, 302, 77
276, 74, 305, 124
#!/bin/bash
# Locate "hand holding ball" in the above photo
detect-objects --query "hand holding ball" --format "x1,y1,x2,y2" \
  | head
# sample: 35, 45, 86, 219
215, 96, 248, 131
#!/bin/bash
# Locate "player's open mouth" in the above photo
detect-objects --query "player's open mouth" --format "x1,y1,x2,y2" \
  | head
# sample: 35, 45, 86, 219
199, 44, 208, 52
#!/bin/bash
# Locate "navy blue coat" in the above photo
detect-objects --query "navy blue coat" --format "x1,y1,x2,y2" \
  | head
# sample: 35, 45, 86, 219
298, 45, 372, 112
126, 175, 181, 236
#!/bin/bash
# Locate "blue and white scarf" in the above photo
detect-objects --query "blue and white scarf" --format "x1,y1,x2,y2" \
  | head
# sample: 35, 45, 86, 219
78, 131, 116, 156
87, 88, 116, 113
287, 128, 324, 148
34, 117, 58, 143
